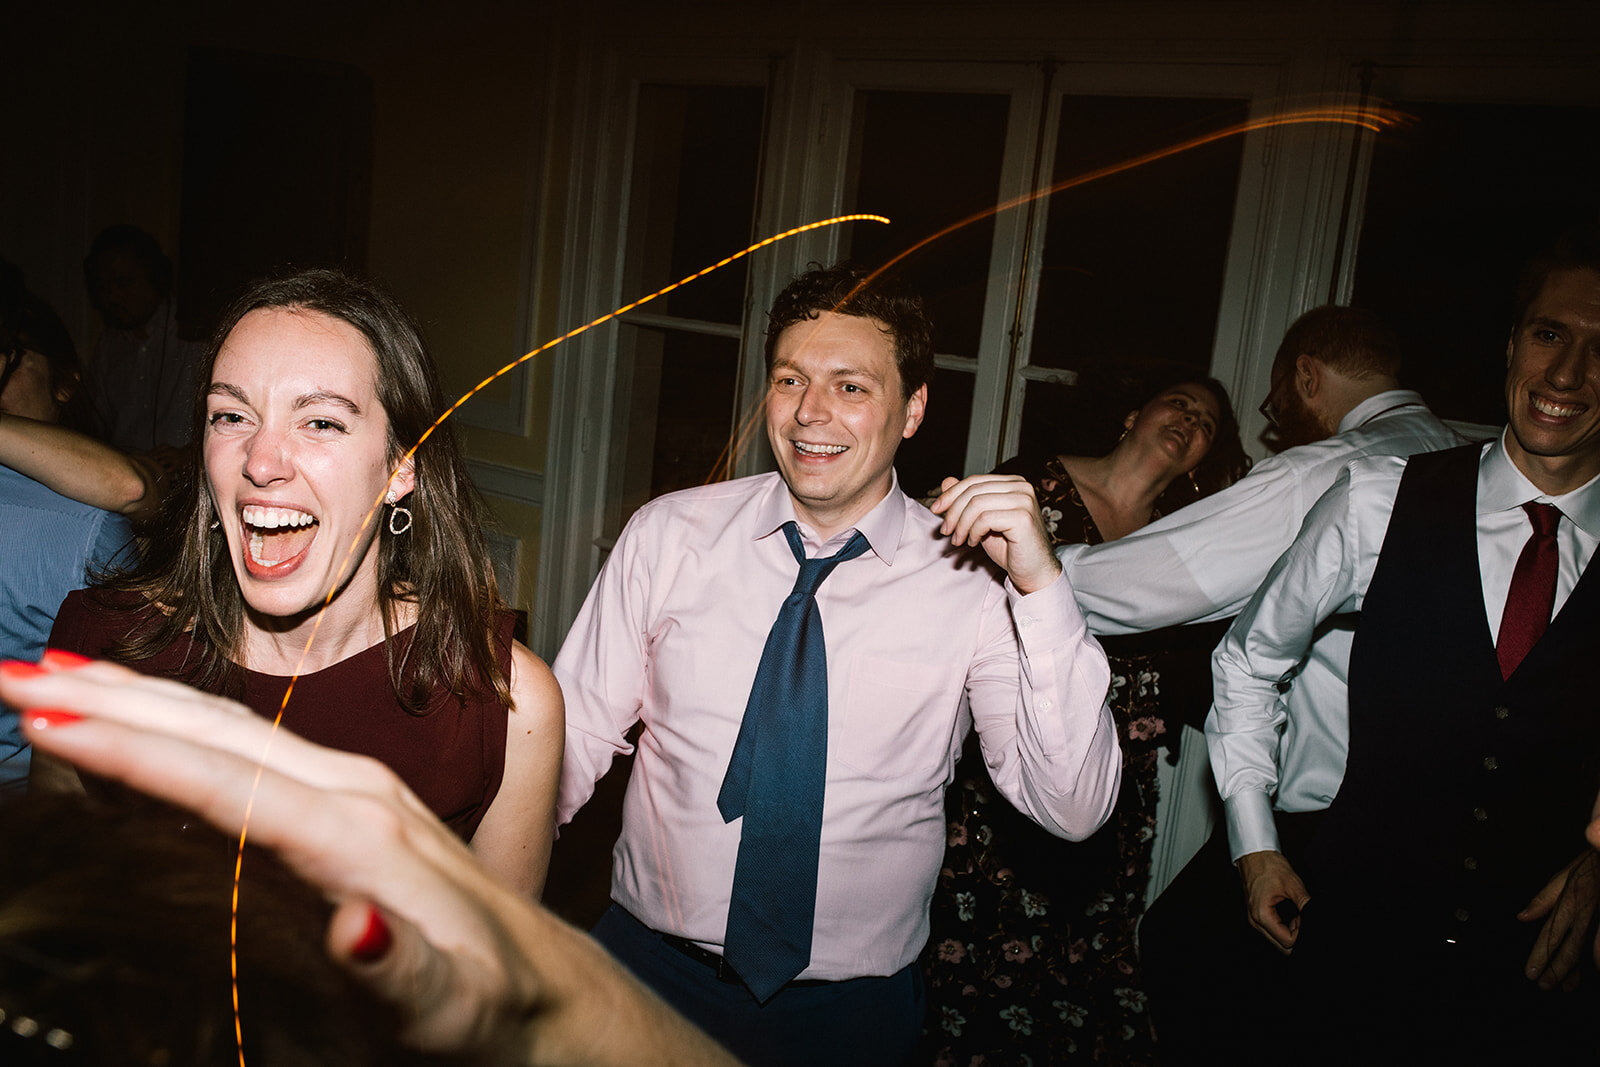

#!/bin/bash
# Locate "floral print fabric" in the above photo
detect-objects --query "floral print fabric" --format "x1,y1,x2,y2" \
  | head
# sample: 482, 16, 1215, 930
921, 454, 1215, 1066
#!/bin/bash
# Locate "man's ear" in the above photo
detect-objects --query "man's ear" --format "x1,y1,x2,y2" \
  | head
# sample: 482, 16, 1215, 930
388, 454, 416, 502
902, 384, 928, 439
1123, 409, 1139, 432
1295, 354, 1322, 399
1506, 333, 1516, 367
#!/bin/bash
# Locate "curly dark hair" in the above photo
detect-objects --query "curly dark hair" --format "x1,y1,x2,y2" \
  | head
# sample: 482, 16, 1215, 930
764, 262, 934, 399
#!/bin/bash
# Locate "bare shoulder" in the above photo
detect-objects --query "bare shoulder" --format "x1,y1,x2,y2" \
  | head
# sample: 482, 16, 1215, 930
508, 641, 564, 726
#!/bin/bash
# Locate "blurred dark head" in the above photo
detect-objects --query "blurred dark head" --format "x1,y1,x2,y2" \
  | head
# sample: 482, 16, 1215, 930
0, 793, 427, 1066
84, 225, 173, 331
0, 258, 96, 433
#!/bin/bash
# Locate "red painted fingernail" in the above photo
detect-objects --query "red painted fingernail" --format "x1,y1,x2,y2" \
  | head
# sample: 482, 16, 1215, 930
40, 650, 92, 669
349, 906, 393, 963
27, 709, 83, 729
0, 661, 48, 678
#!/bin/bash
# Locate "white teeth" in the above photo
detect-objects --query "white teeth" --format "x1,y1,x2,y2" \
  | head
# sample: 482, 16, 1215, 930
795, 442, 848, 455
249, 531, 267, 566
240, 504, 317, 529
1532, 396, 1583, 418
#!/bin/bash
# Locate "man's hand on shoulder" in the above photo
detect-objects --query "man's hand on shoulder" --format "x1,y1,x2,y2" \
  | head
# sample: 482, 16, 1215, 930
1237, 850, 1310, 955
930, 474, 1061, 595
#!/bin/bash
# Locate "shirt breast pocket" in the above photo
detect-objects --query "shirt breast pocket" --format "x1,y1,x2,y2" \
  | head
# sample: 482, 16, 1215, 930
835, 654, 956, 785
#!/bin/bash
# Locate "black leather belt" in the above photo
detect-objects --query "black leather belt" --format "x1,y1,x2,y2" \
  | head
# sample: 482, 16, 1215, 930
659, 933, 830, 988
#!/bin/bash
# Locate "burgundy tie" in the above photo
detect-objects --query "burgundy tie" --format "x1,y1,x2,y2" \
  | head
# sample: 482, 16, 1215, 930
1495, 502, 1561, 680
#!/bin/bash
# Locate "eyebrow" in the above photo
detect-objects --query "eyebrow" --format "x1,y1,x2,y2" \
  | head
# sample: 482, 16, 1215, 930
294, 390, 363, 416
205, 382, 364, 417
772, 359, 886, 384
1171, 389, 1217, 417
206, 382, 249, 404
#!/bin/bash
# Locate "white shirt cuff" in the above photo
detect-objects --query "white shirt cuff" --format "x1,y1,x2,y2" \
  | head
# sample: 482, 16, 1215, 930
1224, 791, 1281, 862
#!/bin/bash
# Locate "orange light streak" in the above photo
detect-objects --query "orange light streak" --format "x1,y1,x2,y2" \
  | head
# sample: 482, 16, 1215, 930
226, 212, 888, 1064
225, 99, 1407, 1062
709, 102, 1411, 481
859, 104, 1407, 298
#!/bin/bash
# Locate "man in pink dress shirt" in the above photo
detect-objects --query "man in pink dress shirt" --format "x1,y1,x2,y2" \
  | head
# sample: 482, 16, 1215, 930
554, 264, 1120, 1065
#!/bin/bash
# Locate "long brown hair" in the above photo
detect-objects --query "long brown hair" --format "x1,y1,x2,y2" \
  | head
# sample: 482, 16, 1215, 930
101, 268, 510, 713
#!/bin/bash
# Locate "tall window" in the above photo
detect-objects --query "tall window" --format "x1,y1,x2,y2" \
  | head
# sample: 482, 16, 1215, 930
607, 83, 766, 538
839, 89, 1012, 498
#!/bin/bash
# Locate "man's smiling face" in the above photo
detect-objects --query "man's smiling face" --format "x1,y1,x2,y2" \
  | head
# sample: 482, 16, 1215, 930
1503, 267, 1600, 495
764, 311, 926, 541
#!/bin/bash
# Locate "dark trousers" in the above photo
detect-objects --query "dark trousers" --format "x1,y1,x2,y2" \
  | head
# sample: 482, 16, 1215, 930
1143, 817, 1599, 1063
1139, 813, 1321, 1066
592, 904, 925, 1067
1288, 881, 1600, 1063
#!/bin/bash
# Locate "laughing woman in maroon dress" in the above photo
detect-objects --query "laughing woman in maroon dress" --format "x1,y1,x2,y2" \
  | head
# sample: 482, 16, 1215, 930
923, 363, 1250, 1065
44, 269, 563, 898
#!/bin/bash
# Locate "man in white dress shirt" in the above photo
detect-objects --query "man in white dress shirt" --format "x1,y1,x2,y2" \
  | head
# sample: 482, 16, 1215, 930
1210, 226, 1600, 1058
1058, 307, 1462, 1051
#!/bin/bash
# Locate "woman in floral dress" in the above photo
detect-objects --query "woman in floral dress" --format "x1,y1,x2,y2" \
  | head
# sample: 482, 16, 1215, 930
923, 364, 1251, 1066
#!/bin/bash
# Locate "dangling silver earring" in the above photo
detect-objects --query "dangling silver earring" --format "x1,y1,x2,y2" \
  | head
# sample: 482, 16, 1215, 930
386, 491, 413, 535
1188, 472, 1201, 494
209, 518, 220, 530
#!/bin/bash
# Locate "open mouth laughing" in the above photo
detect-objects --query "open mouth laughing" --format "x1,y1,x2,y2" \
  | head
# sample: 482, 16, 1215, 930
240, 503, 320, 575
793, 441, 849, 456
1530, 395, 1586, 420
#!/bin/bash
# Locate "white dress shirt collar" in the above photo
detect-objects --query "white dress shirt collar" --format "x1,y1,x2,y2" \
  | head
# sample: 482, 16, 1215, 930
1480, 429, 1600, 538
750, 470, 908, 565
1336, 389, 1429, 435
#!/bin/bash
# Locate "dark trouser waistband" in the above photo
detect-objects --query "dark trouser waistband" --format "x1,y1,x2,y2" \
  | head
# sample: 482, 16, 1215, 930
606, 905, 832, 990
658, 929, 832, 989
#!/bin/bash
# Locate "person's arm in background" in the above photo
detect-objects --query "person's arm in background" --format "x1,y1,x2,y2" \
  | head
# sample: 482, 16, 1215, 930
1057, 451, 1312, 635
0, 658, 739, 1067
0, 413, 163, 522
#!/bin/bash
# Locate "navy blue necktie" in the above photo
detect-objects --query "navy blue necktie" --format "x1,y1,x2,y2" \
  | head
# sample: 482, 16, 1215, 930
718, 521, 870, 1001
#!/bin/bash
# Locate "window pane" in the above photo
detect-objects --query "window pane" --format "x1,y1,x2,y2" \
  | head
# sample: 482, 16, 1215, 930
630, 84, 765, 322
896, 368, 974, 499
1354, 101, 1600, 424
644, 329, 742, 499
842, 90, 1010, 357
1029, 95, 1247, 374
1016, 374, 1145, 463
